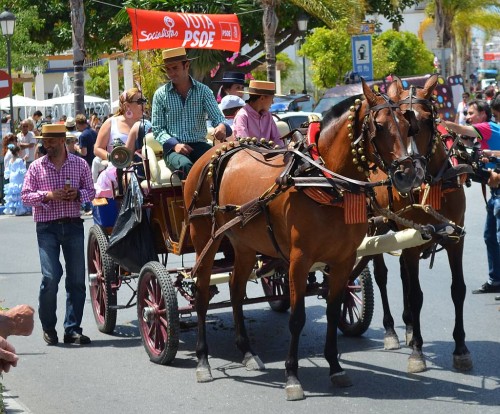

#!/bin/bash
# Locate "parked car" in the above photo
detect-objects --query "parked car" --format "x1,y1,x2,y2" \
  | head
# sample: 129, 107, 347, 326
271, 94, 315, 113
273, 111, 322, 137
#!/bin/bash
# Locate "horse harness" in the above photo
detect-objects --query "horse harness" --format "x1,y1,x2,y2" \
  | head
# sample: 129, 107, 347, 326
187, 94, 416, 273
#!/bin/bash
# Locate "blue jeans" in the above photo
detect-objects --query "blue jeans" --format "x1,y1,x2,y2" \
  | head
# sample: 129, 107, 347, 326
36, 220, 86, 335
484, 191, 500, 286
164, 142, 213, 179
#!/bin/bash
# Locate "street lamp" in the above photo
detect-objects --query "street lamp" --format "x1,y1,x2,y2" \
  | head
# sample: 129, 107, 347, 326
0, 10, 16, 133
297, 13, 309, 94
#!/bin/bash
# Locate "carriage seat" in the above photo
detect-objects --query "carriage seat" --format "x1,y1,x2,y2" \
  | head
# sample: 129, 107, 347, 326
141, 133, 182, 188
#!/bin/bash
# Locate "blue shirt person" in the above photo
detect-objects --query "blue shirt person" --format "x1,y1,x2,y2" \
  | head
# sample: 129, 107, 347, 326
442, 99, 500, 293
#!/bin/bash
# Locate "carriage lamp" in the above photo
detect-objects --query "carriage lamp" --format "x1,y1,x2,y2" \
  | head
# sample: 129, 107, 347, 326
0, 10, 16, 133
297, 13, 309, 95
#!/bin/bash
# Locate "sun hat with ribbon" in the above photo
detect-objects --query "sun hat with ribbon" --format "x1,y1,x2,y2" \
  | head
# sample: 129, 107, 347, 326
161, 47, 197, 64
246, 80, 276, 96
36, 124, 67, 139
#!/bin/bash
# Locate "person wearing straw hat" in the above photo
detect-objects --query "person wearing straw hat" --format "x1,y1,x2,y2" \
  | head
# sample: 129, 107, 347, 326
151, 47, 231, 177
213, 71, 246, 101
21, 124, 95, 346
233, 80, 283, 146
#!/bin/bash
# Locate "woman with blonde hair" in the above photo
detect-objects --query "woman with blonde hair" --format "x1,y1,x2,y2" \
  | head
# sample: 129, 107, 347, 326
92, 88, 146, 181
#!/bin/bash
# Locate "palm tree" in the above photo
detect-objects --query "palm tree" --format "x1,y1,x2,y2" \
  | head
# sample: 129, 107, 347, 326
262, 0, 364, 82
69, 0, 85, 116
431, 0, 500, 77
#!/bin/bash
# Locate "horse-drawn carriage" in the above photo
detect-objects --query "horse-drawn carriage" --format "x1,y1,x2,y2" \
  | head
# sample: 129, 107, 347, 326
87, 76, 479, 400
86, 108, 381, 365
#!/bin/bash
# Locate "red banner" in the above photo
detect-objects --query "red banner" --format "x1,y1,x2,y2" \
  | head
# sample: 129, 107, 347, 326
126, 8, 241, 52
484, 52, 500, 61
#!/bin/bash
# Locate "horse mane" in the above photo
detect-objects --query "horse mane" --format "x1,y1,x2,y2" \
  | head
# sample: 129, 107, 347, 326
321, 94, 360, 127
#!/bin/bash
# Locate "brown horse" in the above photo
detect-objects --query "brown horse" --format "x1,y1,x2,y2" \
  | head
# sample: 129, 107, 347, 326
183, 79, 425, 400
365, 74, 472, 373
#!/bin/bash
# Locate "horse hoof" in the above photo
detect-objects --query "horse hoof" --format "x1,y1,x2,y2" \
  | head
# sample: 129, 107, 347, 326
407, 356, 426, 373
196, 366, 213, 383
453, 354, 473, 371
384, 334, 401, 350
330, 371, 353, 388
285, 383, 305, 401
243, 353, 265, 371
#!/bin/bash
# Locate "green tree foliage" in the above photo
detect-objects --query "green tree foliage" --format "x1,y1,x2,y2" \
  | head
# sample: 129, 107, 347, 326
252, 52, 295, 81
299, 24, 352, 88
372, 37, 396, 80
86, 64, 112, 99
0, 5, 52, 72
300, 27, 434, 89
376, 30, 434, 76
1, 0, 128, 57
366, 0, 420, 29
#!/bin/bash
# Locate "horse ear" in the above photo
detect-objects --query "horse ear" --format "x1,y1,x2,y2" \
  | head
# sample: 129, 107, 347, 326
362, 78, 377, 107
387, 78, 403, 100
422, 74, 439, 99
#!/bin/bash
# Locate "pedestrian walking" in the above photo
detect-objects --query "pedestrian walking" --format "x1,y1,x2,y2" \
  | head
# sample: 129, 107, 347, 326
21, 124, 96, 346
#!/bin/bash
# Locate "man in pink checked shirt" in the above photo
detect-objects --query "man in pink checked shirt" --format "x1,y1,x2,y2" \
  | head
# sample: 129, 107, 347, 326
21, 124, 95, 346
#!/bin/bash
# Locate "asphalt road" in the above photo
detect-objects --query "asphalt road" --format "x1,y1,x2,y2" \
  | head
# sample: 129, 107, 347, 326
1, 182, 499, 414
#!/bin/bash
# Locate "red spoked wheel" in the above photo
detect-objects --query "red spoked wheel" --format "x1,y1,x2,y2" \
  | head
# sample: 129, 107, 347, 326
87, 225, 117, 333
339, 267, 374, 337
137, 261, 179, 365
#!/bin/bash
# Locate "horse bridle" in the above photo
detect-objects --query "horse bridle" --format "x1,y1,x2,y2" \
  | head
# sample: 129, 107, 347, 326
397, 84, 438, 166
357, 91, 415, 175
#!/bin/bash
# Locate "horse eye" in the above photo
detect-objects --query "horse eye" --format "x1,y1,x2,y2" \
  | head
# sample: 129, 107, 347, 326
375, 122, 384, 131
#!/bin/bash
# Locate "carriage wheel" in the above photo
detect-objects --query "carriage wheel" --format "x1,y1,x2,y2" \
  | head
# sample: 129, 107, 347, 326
137, 261, 179, 365
87, 225, 117, 334
339, 266, 374, 337
261, 270, 290, 313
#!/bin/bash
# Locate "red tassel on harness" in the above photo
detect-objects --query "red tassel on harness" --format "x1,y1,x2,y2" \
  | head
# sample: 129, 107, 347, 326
343, 192, 367, 224
419, 183, 442, 210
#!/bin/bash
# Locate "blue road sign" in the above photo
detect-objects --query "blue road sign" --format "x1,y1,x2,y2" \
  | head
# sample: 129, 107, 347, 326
351, 35, 373, 81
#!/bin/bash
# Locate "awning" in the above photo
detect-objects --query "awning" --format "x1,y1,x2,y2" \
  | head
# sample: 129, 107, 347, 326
126, 8, 241, 52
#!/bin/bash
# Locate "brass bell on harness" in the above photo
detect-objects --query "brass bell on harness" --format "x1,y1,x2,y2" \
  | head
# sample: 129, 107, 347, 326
353, 158, 359, 164
355, 98, 361, 105
251, 137, 258, 144
357, 148, 364, 154
260, 138, 267, 145
269, 140, 274, 147
228, 141, 235, 148
348, 115, 354, 121
349, 106, 355, 112
215, 149, 221, 156
222, 145, 227, 151
351, 149, 357, 155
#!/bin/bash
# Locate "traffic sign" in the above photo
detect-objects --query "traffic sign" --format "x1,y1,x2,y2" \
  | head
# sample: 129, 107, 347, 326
351, 35, 373, 81
0, 70, 12, 99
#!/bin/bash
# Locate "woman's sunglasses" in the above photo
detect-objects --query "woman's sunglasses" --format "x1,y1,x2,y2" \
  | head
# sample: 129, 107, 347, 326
130, 97, 148, 105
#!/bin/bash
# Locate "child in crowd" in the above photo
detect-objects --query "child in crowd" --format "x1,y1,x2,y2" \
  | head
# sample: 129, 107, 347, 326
3, 145, 28, 216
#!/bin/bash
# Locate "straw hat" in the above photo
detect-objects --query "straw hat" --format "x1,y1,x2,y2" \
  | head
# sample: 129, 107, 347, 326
161, 47, 196, 64
36, 124, 67, 139
246, 80, 276, 96
65, 117, 76, 128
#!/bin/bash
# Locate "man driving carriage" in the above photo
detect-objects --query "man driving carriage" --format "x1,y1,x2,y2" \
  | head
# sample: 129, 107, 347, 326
151, 47, 232, 178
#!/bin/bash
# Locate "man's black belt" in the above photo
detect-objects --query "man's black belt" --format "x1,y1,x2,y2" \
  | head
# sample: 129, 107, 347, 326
44, 217, 83, 224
